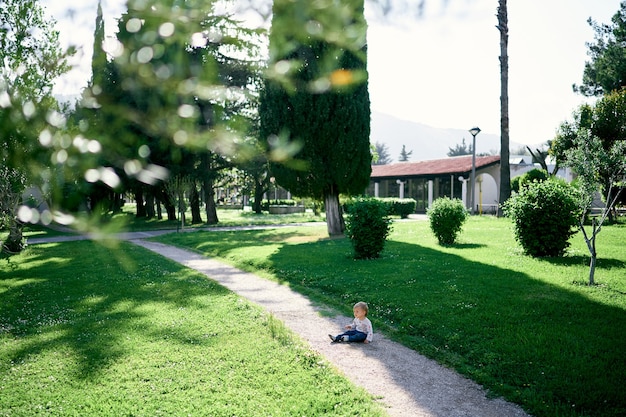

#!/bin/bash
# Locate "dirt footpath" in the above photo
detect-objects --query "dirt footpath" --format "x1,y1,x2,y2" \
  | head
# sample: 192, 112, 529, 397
130, 238, 531, 417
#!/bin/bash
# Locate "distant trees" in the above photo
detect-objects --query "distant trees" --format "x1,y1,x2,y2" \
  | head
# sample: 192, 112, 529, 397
372, 141, 393, 165
260, 0, 372, 236
447, 138, 472, 157
398, 145, 413, 162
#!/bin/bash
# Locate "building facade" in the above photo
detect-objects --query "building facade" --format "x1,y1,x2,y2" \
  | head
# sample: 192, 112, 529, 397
368, 155, 501, 213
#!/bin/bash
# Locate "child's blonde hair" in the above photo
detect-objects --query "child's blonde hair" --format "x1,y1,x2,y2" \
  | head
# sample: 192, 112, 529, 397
353, 301, 369, 315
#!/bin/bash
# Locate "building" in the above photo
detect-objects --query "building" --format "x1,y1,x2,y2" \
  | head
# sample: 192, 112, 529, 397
368, 155, 501, 213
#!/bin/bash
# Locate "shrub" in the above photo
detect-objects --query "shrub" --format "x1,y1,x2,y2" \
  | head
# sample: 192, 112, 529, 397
345, 198, 392, 259
427, 197, 469, 245
386, 198, 417, 219
503, 179, 581, 257
511, 168, 549, 193
345, 198, 416, 218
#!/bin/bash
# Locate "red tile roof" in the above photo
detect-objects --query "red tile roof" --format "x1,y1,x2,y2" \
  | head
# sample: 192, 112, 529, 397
371, 155, 501, 179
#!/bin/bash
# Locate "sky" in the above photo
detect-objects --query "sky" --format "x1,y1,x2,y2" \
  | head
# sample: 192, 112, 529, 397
41, 0, 622, 147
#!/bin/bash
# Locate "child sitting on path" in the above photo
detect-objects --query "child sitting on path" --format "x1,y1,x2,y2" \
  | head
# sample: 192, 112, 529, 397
329, 301, 373, 343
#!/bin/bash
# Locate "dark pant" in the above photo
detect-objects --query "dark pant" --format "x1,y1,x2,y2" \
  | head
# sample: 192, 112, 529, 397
337, 330, 367, 342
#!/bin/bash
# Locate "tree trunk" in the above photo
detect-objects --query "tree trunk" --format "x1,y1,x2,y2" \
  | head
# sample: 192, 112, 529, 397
497, 0, 511, 216
156, 199, 162, 220
145, 190, 155, 219
190, 184, 202, 224
204, 177, 219, 225
588, 218, 598, 285
135, 187, 146, 218
253, 180, 265, 214
155, 187, 176, 220
2, 219, 24, 254
580, 217, 598, 285
324, 188, 345, 236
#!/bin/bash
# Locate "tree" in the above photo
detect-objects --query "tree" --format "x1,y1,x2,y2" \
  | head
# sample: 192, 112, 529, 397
398, 144, 413, 162
447, 138, 472, 157
0, 0, 70, 254
497, 0, 511, 216
574, 2, 626, 96
564, 128, 626, 285
373, 141, 392, 165
77, 1, 262, 226
260, 0, 372, 237
552, 91, 626, 219
526, 141, 558, 175
552, 89, 626, 284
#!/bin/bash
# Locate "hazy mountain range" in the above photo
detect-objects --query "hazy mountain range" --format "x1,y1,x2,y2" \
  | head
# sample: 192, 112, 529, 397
371, 111, 529, 163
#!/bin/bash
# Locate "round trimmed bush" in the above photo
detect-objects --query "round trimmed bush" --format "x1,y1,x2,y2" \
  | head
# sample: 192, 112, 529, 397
345, 198, 392, 259
427, 197, 469, 245
503, 179, 581, 257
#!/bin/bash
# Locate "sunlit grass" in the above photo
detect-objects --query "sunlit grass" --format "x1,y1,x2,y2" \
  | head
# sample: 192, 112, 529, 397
154, 216, 626, 417
18, 205, 326, 239
0, 241, 386, 417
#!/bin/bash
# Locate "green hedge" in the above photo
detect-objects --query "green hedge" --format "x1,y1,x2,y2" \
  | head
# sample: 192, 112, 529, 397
344, 197, 416, 218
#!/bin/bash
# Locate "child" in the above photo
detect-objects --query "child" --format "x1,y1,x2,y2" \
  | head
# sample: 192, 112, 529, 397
329, 301, 373, 343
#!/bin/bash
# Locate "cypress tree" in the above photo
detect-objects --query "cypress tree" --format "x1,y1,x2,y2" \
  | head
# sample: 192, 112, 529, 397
260, 0, 371, 236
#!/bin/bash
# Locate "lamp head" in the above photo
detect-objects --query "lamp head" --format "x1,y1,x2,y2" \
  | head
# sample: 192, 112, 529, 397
469, 127, 481, 137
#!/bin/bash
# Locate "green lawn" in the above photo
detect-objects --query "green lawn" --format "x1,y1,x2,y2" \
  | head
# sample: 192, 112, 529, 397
154, 216, 626, 417
0, 241, 385, 417
110, 204, 326, 231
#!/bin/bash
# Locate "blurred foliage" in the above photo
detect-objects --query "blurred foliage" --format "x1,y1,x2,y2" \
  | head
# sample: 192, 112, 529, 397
1, 0, 424, 245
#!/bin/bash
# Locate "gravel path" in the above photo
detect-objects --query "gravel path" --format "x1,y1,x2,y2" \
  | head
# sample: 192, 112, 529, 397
130, 238, 532, 417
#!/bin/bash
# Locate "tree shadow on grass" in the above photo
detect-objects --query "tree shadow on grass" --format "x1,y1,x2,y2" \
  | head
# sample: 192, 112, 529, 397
0, 240, 229, 380
267, 237, 626, 417
539, 252, 626, 270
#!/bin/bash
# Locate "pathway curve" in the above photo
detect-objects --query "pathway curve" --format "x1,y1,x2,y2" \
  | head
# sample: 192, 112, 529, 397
128, 237, 531, 417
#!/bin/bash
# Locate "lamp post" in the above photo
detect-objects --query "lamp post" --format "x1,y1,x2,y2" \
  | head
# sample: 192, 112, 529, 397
469, 127, 481, 214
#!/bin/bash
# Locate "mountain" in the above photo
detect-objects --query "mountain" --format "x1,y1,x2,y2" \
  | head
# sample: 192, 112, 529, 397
371, 111, 518, 163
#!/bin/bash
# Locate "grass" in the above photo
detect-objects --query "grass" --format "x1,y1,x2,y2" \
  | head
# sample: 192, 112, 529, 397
108, 204, 325, 232
11, 206, 325, 241
153, 216, 626, 417
0, 241, 386, 417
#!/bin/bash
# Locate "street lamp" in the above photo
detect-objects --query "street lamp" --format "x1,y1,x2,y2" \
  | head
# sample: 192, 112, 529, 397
469, 126, 481, 214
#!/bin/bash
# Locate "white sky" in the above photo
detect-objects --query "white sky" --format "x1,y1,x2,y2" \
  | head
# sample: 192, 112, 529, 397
41, 0, 621, 145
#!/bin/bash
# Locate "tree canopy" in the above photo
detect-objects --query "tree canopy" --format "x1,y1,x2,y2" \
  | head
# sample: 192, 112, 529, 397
1, 0, 70, 253
574, 1, 626, 96
259, 0, 371, 236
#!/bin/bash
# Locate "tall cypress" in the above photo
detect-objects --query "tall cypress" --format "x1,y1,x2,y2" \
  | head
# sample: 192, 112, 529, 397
260, 0, 371, 236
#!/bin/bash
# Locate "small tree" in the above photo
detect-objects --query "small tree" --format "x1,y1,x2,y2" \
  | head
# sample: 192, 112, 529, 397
564, 129, 626, 284
503, 179, 581, 257
398, 145, 413, 162
345, 198, 392, 259
373, 141, 393, 165
447, 138, 472, 157
427, 197, 468, 245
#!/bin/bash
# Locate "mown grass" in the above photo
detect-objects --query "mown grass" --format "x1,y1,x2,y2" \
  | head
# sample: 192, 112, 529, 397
14, 206, 325, 241
154, 216, 626, 417
0, 241, 386, 416
113, 203, 325, 230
